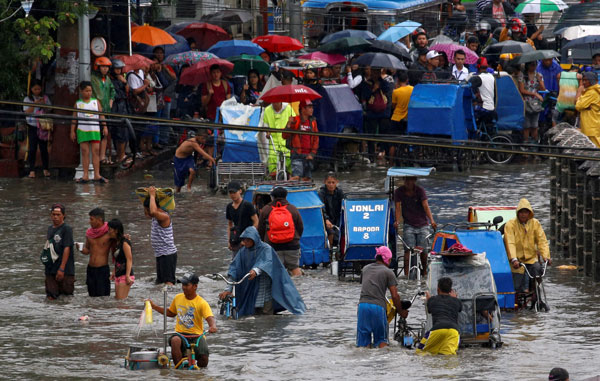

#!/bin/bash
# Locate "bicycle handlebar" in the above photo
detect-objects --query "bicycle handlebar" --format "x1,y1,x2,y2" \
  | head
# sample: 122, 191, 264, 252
212, 272, 252, 285
520, 260, 549, 278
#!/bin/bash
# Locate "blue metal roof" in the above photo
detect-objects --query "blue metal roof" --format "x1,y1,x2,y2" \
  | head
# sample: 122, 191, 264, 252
386, 167, 435, 177
245, 185, 324, 209
302, 0, 436, 10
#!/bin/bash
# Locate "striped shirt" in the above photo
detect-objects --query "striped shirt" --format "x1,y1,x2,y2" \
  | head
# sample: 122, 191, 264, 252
151, 218, 177, 257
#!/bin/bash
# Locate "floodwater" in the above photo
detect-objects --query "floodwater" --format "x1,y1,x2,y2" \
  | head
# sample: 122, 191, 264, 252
1, 162, 599, 380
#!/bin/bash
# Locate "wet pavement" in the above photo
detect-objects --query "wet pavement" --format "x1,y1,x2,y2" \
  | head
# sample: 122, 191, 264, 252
1, 161, 598, 380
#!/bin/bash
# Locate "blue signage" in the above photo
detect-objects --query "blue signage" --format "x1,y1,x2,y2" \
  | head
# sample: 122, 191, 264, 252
344, 199, 389, 246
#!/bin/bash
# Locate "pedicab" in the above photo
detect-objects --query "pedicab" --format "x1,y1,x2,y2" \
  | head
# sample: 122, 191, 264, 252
243, 183, 330, 267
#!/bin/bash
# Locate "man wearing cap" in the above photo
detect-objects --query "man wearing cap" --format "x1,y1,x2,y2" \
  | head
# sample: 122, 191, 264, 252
172, 129, 216, 192
575, 71, 600, 148
471, 57, 496, 123
408, 48, 430, 86
226, 181, 258, 259
257, 187, 304, 276
422, 50, 441, 82
356, 246, 408, 348
282, 99, 319, 181
148, 273, 217, 368
43, 203, 75, 300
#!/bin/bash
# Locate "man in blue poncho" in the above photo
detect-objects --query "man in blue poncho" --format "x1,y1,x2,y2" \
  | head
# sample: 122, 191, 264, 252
218, 226, 306, 316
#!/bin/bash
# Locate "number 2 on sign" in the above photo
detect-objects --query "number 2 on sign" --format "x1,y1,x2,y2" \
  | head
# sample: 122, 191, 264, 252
363, 212, 370, 220
363, 233, 369, 240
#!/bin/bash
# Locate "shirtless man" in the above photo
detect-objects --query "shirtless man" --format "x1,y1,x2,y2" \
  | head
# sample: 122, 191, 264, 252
80, 207, 112, 297
173, 130, 216, 192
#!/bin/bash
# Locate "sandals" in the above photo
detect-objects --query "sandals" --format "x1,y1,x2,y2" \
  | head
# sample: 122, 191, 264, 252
93, 177, 109, 184
75, 178, 89, 184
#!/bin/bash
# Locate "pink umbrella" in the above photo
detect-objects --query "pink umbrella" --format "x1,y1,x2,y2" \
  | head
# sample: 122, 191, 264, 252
179, 58, 234, 85
297, 52, 346, 65
430, 43, 479, 64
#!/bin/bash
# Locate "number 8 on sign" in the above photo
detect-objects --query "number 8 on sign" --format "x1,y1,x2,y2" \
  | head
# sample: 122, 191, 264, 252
363, 233, 369, 240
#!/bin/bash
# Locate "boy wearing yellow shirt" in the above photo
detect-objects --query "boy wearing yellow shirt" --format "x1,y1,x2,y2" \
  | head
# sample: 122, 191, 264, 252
389, 72, 414, 165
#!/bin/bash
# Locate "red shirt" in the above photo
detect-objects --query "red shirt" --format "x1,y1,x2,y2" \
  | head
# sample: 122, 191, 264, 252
299, 119, 313, 154
202, 80, 230, 121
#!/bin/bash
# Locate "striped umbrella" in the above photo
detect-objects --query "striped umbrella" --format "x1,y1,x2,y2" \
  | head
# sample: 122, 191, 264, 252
515, 0, 568, 14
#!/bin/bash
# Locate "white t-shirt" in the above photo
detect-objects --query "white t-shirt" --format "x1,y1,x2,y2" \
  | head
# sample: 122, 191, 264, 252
478, 72, 496, 111
127, 69, 144, 90
451, 65, 469, 81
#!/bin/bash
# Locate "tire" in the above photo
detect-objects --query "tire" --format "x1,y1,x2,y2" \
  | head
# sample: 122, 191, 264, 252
232, 307, 238, 320
486, 134, 514, 165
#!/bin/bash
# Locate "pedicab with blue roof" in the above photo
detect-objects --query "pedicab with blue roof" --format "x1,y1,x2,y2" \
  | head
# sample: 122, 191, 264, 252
244, 183, 330, 267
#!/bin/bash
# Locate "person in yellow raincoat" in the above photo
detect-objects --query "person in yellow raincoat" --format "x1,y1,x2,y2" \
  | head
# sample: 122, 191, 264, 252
262, 101, 294, 177
575, 72, 600, 148
504, 198, 551, 293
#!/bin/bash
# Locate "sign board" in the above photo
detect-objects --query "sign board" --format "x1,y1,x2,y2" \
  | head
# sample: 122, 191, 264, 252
343, 199, 389, 246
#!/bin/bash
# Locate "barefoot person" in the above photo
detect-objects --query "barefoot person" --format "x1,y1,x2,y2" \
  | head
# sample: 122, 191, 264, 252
108, 218, 134, 299
147, 273, 218, 368
173, 130, 215, 192
43, 203, 75, 300
80, 208, 112, 297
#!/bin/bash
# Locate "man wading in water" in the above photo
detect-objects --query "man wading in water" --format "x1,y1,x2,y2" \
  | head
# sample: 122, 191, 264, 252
173, 130, 216, 193
79, 208, 112, 297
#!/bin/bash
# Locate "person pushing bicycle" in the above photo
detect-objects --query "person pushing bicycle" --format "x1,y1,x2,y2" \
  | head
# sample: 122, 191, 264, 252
503, 198, 552, 294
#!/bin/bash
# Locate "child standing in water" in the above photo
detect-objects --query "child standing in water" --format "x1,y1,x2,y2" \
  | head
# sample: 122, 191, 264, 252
108, 219, 134, 299
70, 81, 109, 183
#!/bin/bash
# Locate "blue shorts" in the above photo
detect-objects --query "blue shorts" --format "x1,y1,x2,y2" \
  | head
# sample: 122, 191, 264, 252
356, 303, 388, 347
173, 156, 196, 187
291, 153, 313, 179
403, 224, 431, 252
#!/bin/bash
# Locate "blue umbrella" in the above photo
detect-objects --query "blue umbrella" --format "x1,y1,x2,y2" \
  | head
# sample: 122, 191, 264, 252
320, 29, 377, 44
377, 20, 422, 43
133, 32, 190, 58
207, 40, 265, 58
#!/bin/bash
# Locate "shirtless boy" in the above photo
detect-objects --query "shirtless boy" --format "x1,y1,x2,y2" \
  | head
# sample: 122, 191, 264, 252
173, 130, 216, 192
80, 207, 112, 297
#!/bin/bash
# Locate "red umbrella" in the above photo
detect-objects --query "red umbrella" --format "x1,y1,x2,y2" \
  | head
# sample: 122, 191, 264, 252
176, 22, 230, 51
297, 52, 346, 65
260, 84, 322, 104
112, 54, 154, 73
252, 35, 304, 53
178, 58, 234, 86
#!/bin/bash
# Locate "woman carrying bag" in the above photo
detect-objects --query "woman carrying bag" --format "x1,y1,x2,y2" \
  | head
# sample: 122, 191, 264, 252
23, 79, 52, 178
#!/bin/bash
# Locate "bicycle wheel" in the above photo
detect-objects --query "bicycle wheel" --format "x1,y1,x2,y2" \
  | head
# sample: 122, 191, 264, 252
232, 306, 238, 320
536, 281, 549, 312
408, 253, 418, 281
486, 134, 514, 165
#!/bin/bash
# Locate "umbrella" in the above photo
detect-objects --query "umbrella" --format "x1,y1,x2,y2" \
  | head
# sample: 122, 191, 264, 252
377, 20, 421, 42
164, 21, 193, 34
175, 22, 230, 51
112, 54, 155, 73
208, 40, 265, 58
297, 52, 346, 65
563, 35, 600, 50
483, 40, 535, 56
430, 43, 479, 64
260, 84, 322, 104
163, 51, 218, 66
201, 9, 252, 27
228, 54, 271, 75
131, 25, 177, 46
133, 32, 190, 58
354, 52, 407, 70
320, 29, 377, 44
252, 35, 304, 53
510, 49, 561, 64
366, 40, 412, 61
515, 0, 568, 14
430, 34, 455, 46
319, 37, 371, 54
178, 58, 234, 86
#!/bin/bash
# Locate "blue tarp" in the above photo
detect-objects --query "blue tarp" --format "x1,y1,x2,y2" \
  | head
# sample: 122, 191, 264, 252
496, 76, 524, 131
454, 230, 515, 309
386, 167, 435, 177
312, 84, 363, 159
342, 198, 390, 261
244, 186, 330, 266
303, 0, 438, 10
217, 106, 262, 163
407, 84, 473, 140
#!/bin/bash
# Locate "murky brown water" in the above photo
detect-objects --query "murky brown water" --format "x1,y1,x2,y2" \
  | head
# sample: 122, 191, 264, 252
1, 161, 598, 380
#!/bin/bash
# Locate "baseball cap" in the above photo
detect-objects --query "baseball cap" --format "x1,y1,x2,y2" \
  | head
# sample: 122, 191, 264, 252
426, 50, 441, 60
271, 186, 288, 199
299, 99, 313, 109
177, 273, 199, 285
375, 246, 392, 266
227, 181, 242, 192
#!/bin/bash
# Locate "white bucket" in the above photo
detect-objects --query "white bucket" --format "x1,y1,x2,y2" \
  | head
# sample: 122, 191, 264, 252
331, 261, 338, 276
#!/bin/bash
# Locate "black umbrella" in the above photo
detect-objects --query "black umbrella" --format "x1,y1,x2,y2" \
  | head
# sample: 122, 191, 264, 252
511, 50, 561, 64
366, 40, 412, 61
319, 37, 372, 54
483, 40, 535, 56
201, 9, 252, 27
354, 52, 407, 70
563, 35, 600, 50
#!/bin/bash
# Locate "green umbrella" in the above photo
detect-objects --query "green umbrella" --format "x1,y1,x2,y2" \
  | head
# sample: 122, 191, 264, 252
319, 37, 371, 54
511, 50, 560, 64
514, 0, 568, 14
227, 54, 270, 76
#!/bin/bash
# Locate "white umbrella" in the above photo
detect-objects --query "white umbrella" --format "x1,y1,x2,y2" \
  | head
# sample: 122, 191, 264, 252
515, 0, 568, 14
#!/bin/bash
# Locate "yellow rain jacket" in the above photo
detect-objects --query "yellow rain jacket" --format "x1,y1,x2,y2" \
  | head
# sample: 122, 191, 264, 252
575, 83, 600, 148
504, 198, 550, 274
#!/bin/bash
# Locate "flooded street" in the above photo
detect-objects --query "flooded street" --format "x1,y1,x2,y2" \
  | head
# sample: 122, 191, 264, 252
1, 162, 599, 380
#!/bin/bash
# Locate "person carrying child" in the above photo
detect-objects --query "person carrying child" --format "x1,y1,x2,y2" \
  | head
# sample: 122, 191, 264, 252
282, 99, 319, 181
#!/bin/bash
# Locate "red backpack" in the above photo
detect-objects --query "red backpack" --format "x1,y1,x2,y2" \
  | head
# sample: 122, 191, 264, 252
267, 202, 295, 244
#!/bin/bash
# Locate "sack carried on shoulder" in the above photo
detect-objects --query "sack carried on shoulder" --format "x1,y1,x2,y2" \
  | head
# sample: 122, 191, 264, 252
367, 89, 388, 113
525, 97, 543, 114
267, 202, 295, 244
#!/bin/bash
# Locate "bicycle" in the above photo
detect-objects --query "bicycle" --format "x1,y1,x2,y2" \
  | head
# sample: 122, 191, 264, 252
213, 272, 251, 320
516, 260, 549, 312
166, 330, 209, 370
393, 291, 426, 348
474, 108, 515, 165
397, 231, 433, 281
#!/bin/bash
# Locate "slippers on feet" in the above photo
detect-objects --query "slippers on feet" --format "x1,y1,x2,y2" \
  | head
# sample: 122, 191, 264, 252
94, 177, 109, 184
75, 178, 89, 184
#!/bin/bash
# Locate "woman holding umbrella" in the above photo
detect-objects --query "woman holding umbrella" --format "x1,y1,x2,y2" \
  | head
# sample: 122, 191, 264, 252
240, 69, 263, 105
518, 60, 546, 144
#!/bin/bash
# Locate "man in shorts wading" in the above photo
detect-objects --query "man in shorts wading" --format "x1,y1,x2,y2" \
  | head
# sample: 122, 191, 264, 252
394, 176, 437, 277
144, 186, 178, 285
258, 187, 304, 276
79, 208, 112, 297
173, 130, 216, 192
148, 273, 217, 368
43, 203, 75, 300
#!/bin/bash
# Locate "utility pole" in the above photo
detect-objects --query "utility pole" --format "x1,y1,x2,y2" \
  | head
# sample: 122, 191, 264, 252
289, 0, 302, 41
78, 0, 91, 81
